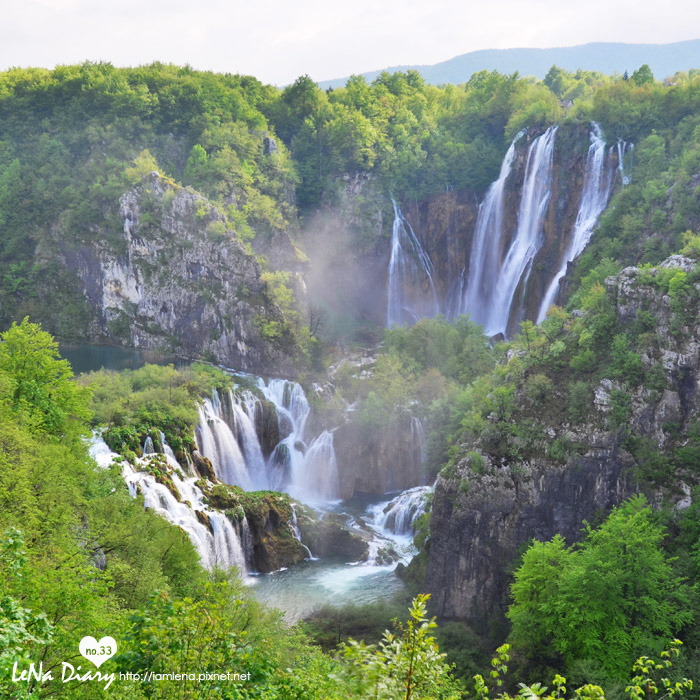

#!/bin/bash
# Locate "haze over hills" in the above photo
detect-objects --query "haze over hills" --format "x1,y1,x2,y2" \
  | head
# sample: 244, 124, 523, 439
318, 39, 700, 88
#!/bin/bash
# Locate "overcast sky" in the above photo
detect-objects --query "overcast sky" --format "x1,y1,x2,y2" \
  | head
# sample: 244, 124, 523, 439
1, 0, 699, 85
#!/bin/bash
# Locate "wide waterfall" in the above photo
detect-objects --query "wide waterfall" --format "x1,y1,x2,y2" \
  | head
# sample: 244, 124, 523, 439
537, 123, 618, 322
90, 434, 250, 573
400, 123, 633, 338
196, 377, 340, 504
386, 198, 439, 326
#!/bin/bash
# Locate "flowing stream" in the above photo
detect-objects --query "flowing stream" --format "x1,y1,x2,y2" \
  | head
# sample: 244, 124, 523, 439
253, 490, 432, 623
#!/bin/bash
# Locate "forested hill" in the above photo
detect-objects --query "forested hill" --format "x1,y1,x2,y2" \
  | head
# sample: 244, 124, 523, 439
1, 61, 700, 369
5, 58, 700, 700
318, 39, 700, 88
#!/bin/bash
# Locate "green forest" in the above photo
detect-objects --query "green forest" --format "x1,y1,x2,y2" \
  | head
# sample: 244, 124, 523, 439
2, 318, 699, 698
1, 61, 699, 343
2, 58, 700, 699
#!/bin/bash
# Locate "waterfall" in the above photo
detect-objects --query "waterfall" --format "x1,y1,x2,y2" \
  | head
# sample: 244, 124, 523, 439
411, 415, 426, 465
89, 434, 250, 574
142, 436, 155, 455
485, 126, 558, 335
290, 502, 317, 560
160, 431, 179, 463
459, 130, 524, 325
386, 198, 439, 327
196, 396, 253, 490
537, 123, 617, 322
257, 378, 339, 503
379, 486, 433, 536
196, 378, 340, 503
229, 390, 268, 489
295, 430, 339, 503
617, 140, 632, 186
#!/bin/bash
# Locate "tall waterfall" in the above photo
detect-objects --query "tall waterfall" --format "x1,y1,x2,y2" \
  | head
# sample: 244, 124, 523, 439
90, 434, 250, 573
483, 126, 558, 336
196, 378, 340, 504
456, 130, 524, 324
537, 123, 617, 322
387, 198, 439, 326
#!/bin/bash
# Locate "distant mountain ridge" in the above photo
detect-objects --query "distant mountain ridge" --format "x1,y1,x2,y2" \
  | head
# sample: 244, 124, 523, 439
317, 39, 700, 88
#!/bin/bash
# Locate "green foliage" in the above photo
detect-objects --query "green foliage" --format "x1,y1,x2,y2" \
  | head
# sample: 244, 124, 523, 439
83, 362, 232, 461
0, 317, 91, 437
342, 594, 462, 699
631, 65, 655, 87
508, 497, 692, 679
568, 381, 591, 424
470, 641, 693, 700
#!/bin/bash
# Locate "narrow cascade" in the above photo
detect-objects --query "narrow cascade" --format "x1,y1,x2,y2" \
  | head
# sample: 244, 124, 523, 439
378, 486, 433, 536
484, 126, 558, 336
160, 430, 178, 462
290, 503, 316, 560
142, 436, 155, 455
537, 122, 617, 322
386, 198, 439, 327
617, 140, 633, 186
90, 434, 250, 574
411, 415, 426, 465
457, 130, 524, 324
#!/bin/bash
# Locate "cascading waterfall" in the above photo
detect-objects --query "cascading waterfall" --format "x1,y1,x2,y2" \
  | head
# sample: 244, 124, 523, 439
411, 415, 426, 464
395, 125, 632, 337
377, 486, 433, 536
143, 436, 155, 455
229, 390, 268, 488
90, 434, 250, 573
297, 430, 339, 502
617, 140, 633, 186
481, 126, 558, 336
537, 122, 617, 322
197, 394, 253, 490
197, 377, 340, 504
386, 198, 439, 327
456, 130, 524, 324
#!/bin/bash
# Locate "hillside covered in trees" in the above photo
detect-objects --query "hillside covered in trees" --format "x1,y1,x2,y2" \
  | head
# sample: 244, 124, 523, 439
2, 59, 700, 699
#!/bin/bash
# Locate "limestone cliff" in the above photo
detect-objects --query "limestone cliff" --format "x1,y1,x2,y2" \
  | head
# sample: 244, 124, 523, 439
45, 172, 298, 375
333, 413, 426, 498
422, 255, 700, 625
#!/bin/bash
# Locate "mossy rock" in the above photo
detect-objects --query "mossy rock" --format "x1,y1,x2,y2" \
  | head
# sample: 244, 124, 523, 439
299, 512, 369, 561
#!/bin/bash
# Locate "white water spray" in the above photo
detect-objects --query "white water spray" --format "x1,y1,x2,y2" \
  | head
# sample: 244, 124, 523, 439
90, 434, 250, 573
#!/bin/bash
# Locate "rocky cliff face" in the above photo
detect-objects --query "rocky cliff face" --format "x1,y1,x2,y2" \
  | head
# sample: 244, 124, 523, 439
46, 173, 298, 375
423, 255, 700, 625
333, 413, 426, 498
